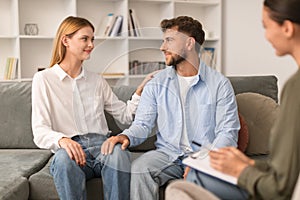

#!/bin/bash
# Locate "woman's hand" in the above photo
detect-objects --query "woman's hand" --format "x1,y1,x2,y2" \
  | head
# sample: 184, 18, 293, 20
183, 166, 191, 180
135, 70, 161, 96
59, 137, 86, 166
209, 147, 255, 177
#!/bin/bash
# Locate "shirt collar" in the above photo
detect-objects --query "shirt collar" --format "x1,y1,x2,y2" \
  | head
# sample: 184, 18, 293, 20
198, 61, 207, 82
53, 64, 87, 81
167, 61, 206, 84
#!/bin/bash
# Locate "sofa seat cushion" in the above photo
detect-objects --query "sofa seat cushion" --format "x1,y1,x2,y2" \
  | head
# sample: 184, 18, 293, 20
29, 156, 104, 200
29, 157, 59, 200
0, 176, 29, 200
0, 149, 52, 178
236, 92, 279, 156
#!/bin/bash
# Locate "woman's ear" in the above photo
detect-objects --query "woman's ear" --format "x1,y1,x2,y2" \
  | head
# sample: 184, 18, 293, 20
282, 20, 295, 38
61, 35, 69, 47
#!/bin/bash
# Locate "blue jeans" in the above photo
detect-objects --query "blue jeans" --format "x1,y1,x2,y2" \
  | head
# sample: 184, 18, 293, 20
50, 133, 130, 200
186, 168, 249, 200
131, 150, 185, 200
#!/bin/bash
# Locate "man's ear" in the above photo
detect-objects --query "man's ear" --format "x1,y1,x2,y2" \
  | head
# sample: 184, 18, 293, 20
186, 37, 195, 51
282, 20, 295, 38
61, 35, 69, 47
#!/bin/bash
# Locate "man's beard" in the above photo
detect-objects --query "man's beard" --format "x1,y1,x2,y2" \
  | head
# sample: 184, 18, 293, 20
167, 51, 186, 66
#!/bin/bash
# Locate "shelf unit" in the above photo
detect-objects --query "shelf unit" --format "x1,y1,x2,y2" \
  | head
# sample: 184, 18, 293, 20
0, 0, 222, 85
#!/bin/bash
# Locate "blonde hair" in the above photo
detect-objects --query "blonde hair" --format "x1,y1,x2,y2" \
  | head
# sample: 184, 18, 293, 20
49, 16, 94, 67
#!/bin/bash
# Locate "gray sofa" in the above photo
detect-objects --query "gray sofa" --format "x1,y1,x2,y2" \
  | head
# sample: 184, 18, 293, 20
0, 75, 279, 200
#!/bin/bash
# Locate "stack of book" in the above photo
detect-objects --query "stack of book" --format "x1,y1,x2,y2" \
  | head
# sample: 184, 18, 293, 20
129, 60, 165, 75
97, 13, 123, 37
96, 9, 141, 37
128, 9, 141, 37
3, 57, 18, 80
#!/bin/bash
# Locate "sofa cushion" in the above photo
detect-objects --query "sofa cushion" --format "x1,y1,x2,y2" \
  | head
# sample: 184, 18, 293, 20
0, 149, 52, 178
228, 75, 278, 102
237, 113, 249, 152
29, 156, 103, 200
236, 92, 279, 156
0, 81, 37, 149
0, 176, 29, 200
28, 157, 58, 200
105, 85, 137, 135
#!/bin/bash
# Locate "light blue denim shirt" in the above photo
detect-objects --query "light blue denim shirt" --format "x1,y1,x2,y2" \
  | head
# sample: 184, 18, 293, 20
123, 62, 240, 160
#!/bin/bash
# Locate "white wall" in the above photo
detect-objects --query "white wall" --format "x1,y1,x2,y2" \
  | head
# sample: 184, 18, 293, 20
222, 0, 298, 97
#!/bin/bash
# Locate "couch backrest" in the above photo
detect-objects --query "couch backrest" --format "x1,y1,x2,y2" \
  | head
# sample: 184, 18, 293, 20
228, 75, 278, 102
109, 75, 279, 152
0, 75, 278, 149
0, 81, 37, 149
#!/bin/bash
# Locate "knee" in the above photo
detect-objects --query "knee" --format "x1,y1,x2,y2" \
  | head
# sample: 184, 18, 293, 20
165, 181, 188, 200
103, 144, 131, 171
166, 180, 219, 200
131, 156, 148, 174
106, 144, 130, 162
52, 149, 71, 165
51, 149, 79, 173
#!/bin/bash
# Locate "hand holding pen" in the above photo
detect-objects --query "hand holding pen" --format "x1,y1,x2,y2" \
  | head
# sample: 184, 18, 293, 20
189, 141, 215, 159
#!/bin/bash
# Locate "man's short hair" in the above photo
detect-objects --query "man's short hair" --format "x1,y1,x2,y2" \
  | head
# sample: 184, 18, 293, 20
160, 16, 205, 52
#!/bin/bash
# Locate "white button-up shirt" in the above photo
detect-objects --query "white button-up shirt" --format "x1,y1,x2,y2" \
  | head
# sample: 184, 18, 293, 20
32, 64, 139, 152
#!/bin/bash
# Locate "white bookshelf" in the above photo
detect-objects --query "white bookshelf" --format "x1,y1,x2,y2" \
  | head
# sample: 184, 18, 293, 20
0, 0, 222, 84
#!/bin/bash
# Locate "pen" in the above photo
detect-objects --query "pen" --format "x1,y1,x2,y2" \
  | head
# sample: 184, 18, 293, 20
192, 140, 202, 147
192, 141, 213, 151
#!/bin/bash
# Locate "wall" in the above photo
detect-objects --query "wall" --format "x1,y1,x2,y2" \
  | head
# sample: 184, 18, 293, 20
222, 0, 298, 98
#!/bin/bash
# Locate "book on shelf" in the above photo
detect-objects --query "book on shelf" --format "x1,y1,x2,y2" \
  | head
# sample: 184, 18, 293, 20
10, 58, 18, 80
100, 72, 125, 77
109, 15, 123, 37
101, 72, 125, 76
3, 58, 10, 80
128, 9, 141, 37
3, 57, 18, 80
201, 47, 216, 69
129, 60, 165, 75
128, 12, 134, 37
183, 150, 237, 185
97, 13, 115, 37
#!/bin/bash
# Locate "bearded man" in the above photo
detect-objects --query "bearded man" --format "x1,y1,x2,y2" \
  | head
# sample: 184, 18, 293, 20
101, 16, 239, 200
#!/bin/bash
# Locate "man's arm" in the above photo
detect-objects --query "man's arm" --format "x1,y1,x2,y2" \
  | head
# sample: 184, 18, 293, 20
213, 78, 240, 148
101, 81, 158, 154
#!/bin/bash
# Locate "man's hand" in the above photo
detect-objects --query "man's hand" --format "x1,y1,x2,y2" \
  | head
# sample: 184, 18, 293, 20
58, 137, 86, 166
101, 134, 130, 155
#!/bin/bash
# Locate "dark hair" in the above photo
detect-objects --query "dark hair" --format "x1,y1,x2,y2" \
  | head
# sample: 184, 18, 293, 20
264, 0, 300, 25
160, 16, 205, 53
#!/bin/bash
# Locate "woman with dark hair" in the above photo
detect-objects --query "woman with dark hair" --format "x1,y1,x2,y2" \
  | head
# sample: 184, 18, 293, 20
165, 0, 300, 199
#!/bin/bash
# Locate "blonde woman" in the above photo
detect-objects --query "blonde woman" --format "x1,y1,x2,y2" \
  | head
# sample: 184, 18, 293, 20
31, 16, 153, 200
